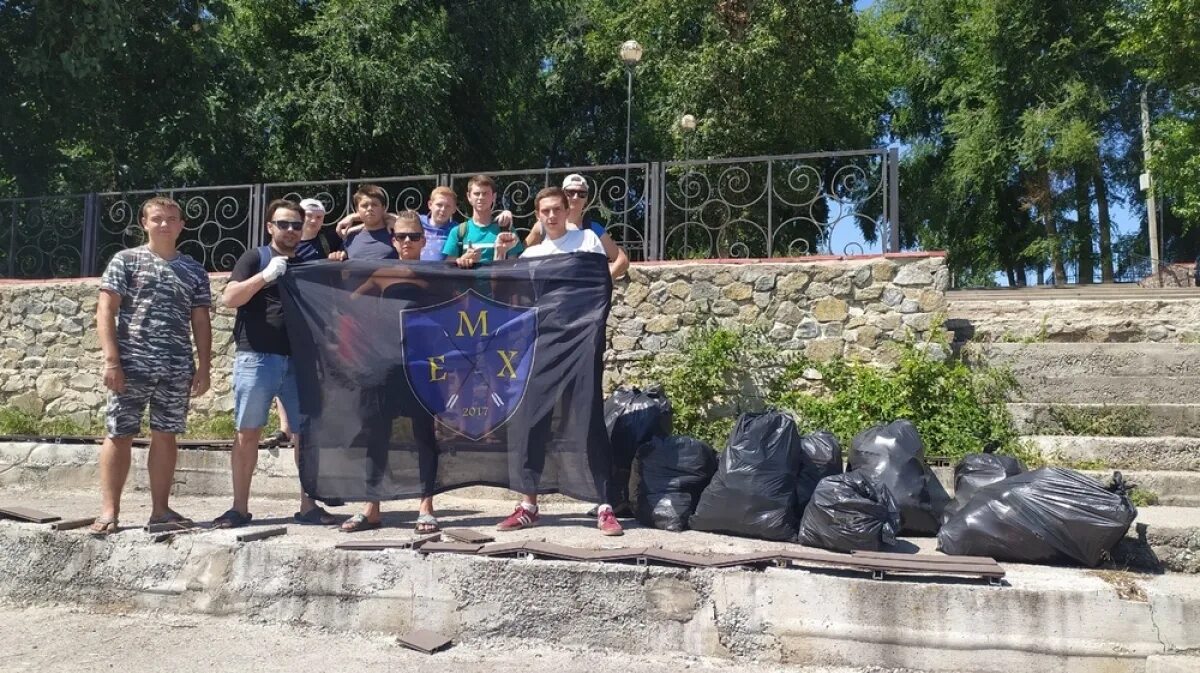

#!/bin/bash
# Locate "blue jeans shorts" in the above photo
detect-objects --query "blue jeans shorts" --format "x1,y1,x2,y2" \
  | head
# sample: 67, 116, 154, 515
233, 351, 301, 431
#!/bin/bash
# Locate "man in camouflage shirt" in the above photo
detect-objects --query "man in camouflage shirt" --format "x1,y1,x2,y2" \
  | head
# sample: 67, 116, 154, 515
90, 196, 212, 535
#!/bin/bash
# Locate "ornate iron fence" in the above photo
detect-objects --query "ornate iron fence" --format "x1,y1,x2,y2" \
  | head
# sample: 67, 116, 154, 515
659, 149, 898, 259
95, 185, 261, 275
0, 149, 901, 279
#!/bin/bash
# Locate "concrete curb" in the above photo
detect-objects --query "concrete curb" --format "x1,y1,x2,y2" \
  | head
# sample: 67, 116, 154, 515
1, 523, 1198, 672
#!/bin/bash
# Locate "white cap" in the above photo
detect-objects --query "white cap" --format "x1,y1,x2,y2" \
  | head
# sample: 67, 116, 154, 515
299, 198, 326, 213
561, 174, 588, 191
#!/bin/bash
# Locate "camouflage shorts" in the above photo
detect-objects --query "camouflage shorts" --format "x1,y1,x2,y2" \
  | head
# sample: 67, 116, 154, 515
105, 370, 192, 437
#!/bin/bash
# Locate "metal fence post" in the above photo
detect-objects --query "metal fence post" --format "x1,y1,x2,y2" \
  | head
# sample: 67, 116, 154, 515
647, 162, 660, 261
9, 200, 17, 277
81, 193, 99, 275
888, 146, 900, 253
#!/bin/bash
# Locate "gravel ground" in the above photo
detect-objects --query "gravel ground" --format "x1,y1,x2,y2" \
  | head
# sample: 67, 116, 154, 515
0, 602, 923, 673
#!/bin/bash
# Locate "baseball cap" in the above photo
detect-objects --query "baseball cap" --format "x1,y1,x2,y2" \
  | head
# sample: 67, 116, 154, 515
299, 198, 326, 213
561, 174, 588, 191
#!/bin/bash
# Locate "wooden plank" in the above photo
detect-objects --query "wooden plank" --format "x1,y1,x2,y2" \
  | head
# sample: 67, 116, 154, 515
641, 549, 716, 568
477, 541, 530, 557
335, 533, 440, 551
704, 552, 783, 568
851, 550, 1001, 566
397, 629, 453, 654
418, 542, 483, 555
522, 541, 596, 561
236, 527, 287, 543
52, 517, 97, 531
442, 528, 495, 544
0, 506, 60, 524
778, 548, 1004, 579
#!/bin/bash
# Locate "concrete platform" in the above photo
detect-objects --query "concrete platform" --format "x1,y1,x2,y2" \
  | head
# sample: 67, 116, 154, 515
1, 488, 1199, 672
1027, 435, 1200, 472
1008, 402, 1200, 437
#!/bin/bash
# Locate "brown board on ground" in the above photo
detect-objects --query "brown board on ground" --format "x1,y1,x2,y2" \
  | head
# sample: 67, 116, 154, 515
441, 528, 495, 544
236, 527, 287, 543
397, 629, 453, 654
335, 534, 441, 551
0, 506, 60, 524
418, 541, 484, 555
51, 517, 97, 531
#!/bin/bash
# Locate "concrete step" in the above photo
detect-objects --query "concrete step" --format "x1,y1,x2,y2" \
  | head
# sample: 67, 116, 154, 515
946, 289, 1200, 343
2, 488, 1200, 672
1026, 435, 1200, 472
1008, 402, 1200, 436
1117, 506, 1200, 575
968, 343, 1200, 402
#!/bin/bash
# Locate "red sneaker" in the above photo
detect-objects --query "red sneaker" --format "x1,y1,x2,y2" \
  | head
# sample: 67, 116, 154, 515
496, 504, 539, 531
597, 508, 624, 536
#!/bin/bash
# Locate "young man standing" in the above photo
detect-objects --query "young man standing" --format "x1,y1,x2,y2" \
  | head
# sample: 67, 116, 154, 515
494, 187, 622, 536
523, 174, 630, 279
216, 199, 337, 527
90, 197, 212, 535
442, 174, 524, 267
419, 186, 457, 261
294, 197, 343, 262
333, 185, 397, 261
340, 211, 442, 534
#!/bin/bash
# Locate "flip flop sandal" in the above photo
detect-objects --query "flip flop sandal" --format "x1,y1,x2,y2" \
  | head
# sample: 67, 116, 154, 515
89, 517, 118, 537
414, 513, 440, 534
293, 507, 339, 525
340, 513, 381, 533
147, 509, 193, 527
212, 509, 253, 529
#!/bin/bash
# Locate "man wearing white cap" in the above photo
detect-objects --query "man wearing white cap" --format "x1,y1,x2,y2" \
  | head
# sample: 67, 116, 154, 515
524, 173, 629, 279
294, 198, 344, 262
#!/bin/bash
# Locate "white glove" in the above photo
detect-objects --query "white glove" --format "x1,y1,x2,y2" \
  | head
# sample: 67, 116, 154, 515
261, 255, 288, 283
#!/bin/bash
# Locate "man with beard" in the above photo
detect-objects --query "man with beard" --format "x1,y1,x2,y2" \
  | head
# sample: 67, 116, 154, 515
215, 199, 338, 528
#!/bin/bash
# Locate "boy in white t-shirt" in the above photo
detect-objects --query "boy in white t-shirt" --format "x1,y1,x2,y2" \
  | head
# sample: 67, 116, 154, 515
496, 186, 606, 260
493, 187, 621, 536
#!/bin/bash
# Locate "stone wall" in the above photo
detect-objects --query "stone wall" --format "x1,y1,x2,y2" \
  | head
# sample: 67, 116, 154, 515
0, 253, 948, 425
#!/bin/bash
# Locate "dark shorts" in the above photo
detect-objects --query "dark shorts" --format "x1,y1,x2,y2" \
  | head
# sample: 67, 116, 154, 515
105, 369, 192, 436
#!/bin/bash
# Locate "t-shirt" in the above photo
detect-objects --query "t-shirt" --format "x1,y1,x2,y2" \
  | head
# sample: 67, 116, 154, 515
294, 228, 344, 262
441, 219, 524, 262
420, 214, 453, 262
520, 229, 607, 259
345, 227, 398, 261
100, 246, 211, 374
229, 246, 291, 355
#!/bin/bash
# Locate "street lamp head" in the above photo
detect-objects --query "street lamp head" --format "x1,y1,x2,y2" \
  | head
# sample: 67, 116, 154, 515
680, 114, 697, 132
619, 40, 643, 67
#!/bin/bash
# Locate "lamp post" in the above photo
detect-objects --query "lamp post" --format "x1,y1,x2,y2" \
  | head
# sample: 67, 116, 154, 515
680, 114, 697, 255
619, 39, 643, 232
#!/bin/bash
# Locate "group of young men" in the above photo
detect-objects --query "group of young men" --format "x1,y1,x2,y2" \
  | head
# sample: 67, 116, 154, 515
90, 174, 629, 537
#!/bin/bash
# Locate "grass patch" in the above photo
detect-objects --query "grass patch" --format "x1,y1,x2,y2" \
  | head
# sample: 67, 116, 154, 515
642, 326, 1025, 464
1047, 405, 1152, 437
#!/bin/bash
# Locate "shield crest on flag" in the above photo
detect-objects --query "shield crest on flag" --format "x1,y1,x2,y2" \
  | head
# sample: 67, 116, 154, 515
400, 290, 538, 440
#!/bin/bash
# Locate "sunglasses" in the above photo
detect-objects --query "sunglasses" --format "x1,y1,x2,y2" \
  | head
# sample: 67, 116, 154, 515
392, 231, 424, 242
565, 189, 589, 198
270, 220, 304, 231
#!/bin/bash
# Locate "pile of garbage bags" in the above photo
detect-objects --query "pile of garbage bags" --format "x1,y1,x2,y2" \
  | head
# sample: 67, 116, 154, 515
690, 411, 805, 540
797, 470, 901, 552
633, 436, 718, 531
945, 445, 1025, 519
847, 420, 950, 535
938, 468, 1138, 566
604, 386, 673, 513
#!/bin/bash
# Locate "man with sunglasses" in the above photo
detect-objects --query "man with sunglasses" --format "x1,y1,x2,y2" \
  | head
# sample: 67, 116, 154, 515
216, 199, 338, 528
341, 210, 443, 533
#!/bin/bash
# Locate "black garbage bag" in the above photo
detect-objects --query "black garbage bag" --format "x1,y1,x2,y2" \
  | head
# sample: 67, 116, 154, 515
633, 435, 719, 531
946, 445, 1025, 518
689, 411, 803, 541
604, 385, 673, 513
937, 468, 1138, 566
798, 470, 901, 552
848, 420, 950, 535
795, 430, 844, 510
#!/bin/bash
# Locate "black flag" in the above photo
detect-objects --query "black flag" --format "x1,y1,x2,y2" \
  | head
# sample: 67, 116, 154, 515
280, 253, 613, 504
